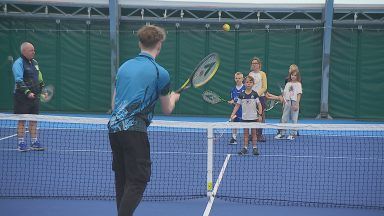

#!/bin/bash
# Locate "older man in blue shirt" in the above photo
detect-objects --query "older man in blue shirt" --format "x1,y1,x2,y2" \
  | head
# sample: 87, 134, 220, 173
12, 42, 45, 152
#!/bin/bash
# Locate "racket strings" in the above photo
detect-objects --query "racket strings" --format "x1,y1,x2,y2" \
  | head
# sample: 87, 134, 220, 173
40, 85, 55, 102
191, 55, 219, 87
265, 99, 279, 111
202, 90, 223, 104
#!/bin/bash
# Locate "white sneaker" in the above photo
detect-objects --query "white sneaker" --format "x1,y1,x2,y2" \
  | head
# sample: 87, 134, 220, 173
287, 135, 295, 140
274, 134, 284, 139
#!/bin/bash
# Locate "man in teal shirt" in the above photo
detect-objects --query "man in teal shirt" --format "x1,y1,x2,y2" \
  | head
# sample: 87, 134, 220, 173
108, 25, 180, 216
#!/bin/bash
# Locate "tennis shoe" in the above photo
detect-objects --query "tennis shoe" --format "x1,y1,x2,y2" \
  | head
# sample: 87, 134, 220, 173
287, 135, 295, 140
257, 135, 266, 142
274, 134, 285, 139
17, 141, 29, 152
252, 148, 259, 156
31, 141, 45, 151
229, 138, 237, 145
238, 148, 248, 155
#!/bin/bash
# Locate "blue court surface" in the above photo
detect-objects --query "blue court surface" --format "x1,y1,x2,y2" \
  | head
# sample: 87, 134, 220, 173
0, 115, 383, 216
1, 198, 384, 216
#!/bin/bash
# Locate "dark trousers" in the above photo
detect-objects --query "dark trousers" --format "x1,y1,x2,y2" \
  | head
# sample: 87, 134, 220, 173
109, 130, 152, 216
257, 96, 266, 136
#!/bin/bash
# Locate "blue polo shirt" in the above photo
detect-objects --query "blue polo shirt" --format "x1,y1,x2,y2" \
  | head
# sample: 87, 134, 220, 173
108, 52, 171, 133
230, 84, 245, 121
12, 56, 43, 95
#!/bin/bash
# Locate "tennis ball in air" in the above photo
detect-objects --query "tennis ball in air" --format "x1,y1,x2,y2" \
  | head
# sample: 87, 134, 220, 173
222, 23, 230, 32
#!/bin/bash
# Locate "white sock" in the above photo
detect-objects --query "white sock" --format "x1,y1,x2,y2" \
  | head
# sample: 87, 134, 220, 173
18, 138, 24, 144
31, 137, 38, 144
232, 134, 237, 139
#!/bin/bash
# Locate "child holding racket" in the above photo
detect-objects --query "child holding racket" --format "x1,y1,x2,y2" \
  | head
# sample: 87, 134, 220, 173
230, 76, 262, 155
227, 72, 245, 145
276, 68, 302, 140
272, 64, 300, 139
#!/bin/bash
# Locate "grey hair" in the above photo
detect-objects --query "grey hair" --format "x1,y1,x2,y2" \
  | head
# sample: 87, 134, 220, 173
20, 42, 32, 53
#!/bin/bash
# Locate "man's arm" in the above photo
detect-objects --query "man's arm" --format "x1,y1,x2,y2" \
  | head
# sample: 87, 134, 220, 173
160, 92, 180, 115
12, 59, 33, 97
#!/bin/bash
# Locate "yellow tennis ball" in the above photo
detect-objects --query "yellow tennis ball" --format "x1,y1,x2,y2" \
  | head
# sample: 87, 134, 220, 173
222, 23, 230, 32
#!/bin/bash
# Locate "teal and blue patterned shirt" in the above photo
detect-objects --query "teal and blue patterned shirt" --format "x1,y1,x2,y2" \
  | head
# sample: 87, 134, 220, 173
108, 52, 170, 133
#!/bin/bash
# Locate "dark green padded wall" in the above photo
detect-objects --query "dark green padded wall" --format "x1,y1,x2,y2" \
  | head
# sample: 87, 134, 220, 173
1, 18, 383, 119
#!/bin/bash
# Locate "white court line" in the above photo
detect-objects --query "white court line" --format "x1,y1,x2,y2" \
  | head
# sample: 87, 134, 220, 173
206, 153, 384, 162
235, 154, 384, 161
0, 131, 29, 143
0, 134, 17, 141
203, 154, 231, 216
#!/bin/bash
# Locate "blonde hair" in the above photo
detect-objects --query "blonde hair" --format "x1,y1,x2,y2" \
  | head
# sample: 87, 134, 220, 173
234, 72, 243, 77
289, 64, 299, 73
288, 64, 301, 82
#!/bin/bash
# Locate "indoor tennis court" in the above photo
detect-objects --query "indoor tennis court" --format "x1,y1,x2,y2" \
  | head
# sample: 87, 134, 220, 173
1, 0, 384, 216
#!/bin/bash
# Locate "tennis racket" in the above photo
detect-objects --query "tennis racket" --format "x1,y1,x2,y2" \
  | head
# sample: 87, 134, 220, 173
265, 84, 285, 112
176, 53, 220, 93
40, 84, 55, 103
202, 90, 227, 104
265, 99, 280, 112
214, 118, 233, 140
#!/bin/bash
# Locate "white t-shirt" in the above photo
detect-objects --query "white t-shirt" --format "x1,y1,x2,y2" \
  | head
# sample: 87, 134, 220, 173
237, 90, 261, 120
249, 71, 265, 96
283, 82, 302, 101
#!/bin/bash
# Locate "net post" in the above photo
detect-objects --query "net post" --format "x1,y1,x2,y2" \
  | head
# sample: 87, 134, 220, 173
207, 126, 213, 197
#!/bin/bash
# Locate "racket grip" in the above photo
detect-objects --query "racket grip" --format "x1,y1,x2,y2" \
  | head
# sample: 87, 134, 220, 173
175, 85, 190, 94
175, 88, 183, 94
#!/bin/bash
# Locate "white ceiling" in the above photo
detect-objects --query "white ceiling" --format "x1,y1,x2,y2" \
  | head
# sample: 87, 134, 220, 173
4, 0, 384, 9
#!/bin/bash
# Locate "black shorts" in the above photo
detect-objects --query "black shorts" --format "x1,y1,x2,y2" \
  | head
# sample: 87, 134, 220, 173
109, 130, 152, 183
13, 93, 40, 114
242, 119, 258, 123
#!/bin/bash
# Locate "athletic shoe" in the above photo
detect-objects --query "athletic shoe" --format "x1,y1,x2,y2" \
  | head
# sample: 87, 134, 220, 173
252, 148, 259, 156
257, 135, 266, 142
30, 141, 45, 151
17, 141, 29, 152
274, 134, 285, 139
229, 138, 237, 145
238, 148, 248, 155
287, 135, 295, 140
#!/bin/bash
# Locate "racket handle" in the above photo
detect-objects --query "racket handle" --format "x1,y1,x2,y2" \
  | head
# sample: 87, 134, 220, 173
175, 85, 190, 94
175, 88, 183, 94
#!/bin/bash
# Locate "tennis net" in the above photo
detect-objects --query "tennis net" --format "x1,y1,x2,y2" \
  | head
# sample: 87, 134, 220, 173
0, 113, 383, 209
